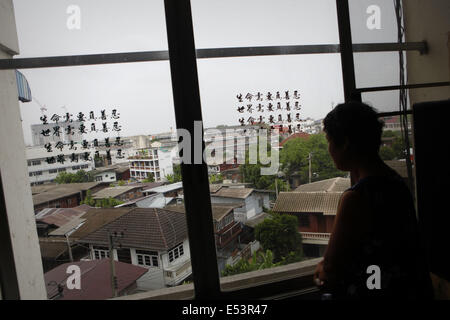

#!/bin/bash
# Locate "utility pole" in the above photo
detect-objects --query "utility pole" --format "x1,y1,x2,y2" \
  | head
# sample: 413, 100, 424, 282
108, 230, 124, 298
308, 152, 313, 184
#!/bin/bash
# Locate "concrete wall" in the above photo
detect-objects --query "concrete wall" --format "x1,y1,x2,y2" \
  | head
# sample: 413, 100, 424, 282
403, 0, 450, 105
0, 0, 46, 299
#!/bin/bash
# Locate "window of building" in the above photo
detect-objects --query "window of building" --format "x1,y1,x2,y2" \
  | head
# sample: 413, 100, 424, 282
168, 243, 184, 263
299, 215, 310, 228
136, 250, 159, 267
93, 246, 110, 260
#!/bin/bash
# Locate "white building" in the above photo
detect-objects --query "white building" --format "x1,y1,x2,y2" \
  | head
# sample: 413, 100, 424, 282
31, 121, 83, 147
209, 185, 270, 223
128, 141, 178, 182
26, 146, 95, 186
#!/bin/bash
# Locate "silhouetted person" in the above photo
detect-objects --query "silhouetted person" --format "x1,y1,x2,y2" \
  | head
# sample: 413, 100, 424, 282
313, 102, 433, 299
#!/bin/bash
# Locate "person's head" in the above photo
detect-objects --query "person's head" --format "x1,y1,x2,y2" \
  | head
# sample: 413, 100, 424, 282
323, 101, 384, 171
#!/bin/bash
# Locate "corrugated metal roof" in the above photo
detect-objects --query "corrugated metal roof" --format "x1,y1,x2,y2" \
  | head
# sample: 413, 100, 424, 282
143, 181, 183, 194
294, 177, 350, 193
211, 187, 254, 199
273, 192, 342, 215
32, 182, 105, 205
36, 205, 91, 227
77, 208, 188, 251
44, 259, 147, 300
92, 186, 142, 199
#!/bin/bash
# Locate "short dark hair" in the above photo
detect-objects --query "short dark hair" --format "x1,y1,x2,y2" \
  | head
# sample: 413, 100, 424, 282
323, 101, 384, 155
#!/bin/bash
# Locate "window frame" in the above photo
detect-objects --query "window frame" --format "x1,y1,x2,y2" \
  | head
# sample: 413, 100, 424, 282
1, 0, 448, 300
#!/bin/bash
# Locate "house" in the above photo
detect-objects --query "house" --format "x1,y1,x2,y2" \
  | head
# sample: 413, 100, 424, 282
74, 207, 192, 290
166, 203, 243, 273
272, 177, 351, 257
91, 162, 130, 183
44, 259, 148, 300
91, 185, 144, 202
209, 185, 270, 223
38, 237, 89, 273
31, 182, 108, 213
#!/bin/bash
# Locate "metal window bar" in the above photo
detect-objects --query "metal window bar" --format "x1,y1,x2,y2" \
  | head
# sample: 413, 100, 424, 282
0, 0, 444, 300
0, 42, 427, 70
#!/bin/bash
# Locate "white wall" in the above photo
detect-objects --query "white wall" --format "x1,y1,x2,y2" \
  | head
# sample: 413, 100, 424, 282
0, 0, 46, 299
404, 0, 450, 105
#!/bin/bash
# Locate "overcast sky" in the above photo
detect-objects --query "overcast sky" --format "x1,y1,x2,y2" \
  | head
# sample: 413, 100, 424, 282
12, 0, 401, 146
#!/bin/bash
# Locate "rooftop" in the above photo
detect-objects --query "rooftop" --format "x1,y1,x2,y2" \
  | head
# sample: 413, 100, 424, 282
91, 186, 142, 200
210, 187, 254, 199
143, 181, 183, 194
165, 203, 243, 222
45, 259, 147, 300
69, 208, 135, 241
294, 177, 350, 193
76, 208, 188, 251
273, 192, 342, 215
32, 182, 105, 206
35, 205, 91, 227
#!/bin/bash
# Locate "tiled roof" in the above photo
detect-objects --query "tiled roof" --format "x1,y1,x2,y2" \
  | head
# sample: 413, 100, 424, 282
69, 208, 134, 241
44, 259, 147, 300
273, 192, 343, 215
77, 208, 188, 251
294, 177, 350, 193
210, 187, 254, 199
92, 186, 142, 199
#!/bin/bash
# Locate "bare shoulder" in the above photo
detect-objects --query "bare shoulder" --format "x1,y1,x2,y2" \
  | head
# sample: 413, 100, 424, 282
337, 189, 367, 220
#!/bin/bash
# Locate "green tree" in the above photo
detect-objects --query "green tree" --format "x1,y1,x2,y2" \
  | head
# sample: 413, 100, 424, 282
379, 145, 396, 160
280, 133, 346, 184
55, 170, 94, 184
166, 164, 182, 183
254, 213, 303, 263
142, 173, 155, 183
221, 250, 280, 277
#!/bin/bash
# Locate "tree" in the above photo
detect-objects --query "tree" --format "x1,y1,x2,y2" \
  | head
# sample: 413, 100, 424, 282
166, 164, 182, 183
142, 173, 155, 183
254, 213, 303, 263
379, 145, 396, 160
55, 170, 94, 184
209, 173, 224, 184
81, 190, 124, 208
280, 133, 346, 184
221, 250, 280, 277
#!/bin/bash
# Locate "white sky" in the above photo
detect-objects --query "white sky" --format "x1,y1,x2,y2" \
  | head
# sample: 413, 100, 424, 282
12, 0, 401, 146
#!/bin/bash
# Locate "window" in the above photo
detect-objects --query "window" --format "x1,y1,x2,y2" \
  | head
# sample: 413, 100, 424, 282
93, 246, 110, 260
49, 169, 57, 174
31, 160, 41, 166
299, 215, 310, 228
168, 243, 184, 263
2, 0, 447, 301
136, 250, 159, 267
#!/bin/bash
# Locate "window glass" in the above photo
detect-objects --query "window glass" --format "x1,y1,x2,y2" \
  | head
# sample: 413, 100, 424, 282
191, 2, 348, 282
191, 0, 340, 48
12, 0, 168, 57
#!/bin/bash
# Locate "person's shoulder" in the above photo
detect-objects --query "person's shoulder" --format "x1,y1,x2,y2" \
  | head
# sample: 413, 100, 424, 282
338, 189, 366, 218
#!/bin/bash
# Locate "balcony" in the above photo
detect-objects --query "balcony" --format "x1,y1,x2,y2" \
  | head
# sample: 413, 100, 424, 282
301, 232, 331, 245
217, 222, 242, 248
163, 259, 192, 287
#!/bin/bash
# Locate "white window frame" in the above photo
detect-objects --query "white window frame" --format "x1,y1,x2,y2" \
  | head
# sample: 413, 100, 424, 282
136, 250, 159, 267
168, 243, 184, 263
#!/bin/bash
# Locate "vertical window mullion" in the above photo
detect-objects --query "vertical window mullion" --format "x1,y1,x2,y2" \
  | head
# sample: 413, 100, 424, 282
163, 0, 221, 299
